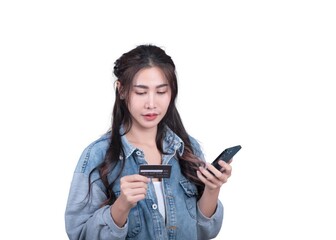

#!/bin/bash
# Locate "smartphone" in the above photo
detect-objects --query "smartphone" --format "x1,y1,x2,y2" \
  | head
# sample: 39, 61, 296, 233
211, 145, 242, 171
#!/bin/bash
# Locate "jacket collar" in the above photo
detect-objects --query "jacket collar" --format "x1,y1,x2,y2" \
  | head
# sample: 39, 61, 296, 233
119, 125, 184, 161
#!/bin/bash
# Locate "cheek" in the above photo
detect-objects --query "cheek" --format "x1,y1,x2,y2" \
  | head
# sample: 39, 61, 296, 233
128, 98, 141, 114
162, 95, 172, 109
166, 93, 173, 105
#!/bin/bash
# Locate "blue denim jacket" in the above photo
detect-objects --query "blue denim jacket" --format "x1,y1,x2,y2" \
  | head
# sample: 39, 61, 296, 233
65, 127, 224, 240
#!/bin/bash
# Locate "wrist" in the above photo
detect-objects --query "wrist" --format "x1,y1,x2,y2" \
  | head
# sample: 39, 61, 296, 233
204, 186, 220, 195
111, 198, 131, 227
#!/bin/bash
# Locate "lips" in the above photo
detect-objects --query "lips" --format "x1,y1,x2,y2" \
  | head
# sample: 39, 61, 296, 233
143, 113, 158, 121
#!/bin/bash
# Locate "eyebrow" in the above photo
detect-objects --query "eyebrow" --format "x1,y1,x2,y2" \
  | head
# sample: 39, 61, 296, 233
133, 83, 169, 89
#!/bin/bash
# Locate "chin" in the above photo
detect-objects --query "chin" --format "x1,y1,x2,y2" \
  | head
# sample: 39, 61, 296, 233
143, 122, 160, 129
141, 120, 162, 129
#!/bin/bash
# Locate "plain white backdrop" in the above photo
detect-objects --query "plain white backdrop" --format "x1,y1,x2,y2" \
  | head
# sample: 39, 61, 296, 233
1, 1, 335, 239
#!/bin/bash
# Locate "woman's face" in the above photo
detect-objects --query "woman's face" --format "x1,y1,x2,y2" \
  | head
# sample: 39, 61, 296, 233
127, 66, 172, 131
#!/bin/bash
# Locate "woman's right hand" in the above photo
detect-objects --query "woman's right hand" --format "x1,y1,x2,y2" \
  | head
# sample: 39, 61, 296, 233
119, 174, 150, 208
111, 174, 149, 227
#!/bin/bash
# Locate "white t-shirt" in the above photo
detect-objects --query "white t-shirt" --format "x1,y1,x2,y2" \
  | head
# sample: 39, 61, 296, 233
153, 181, 165, 220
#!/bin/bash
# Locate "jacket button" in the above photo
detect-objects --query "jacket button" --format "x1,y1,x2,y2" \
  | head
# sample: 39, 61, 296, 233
152, 204, 158, 210
136, 151, 141, 156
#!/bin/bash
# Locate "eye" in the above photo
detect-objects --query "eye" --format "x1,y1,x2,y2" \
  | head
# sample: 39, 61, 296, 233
157, 91, 167, 95
135, 92, 146, 95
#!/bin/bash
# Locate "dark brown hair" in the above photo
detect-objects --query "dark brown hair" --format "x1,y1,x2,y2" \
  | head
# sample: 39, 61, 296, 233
90, 44, 205, 206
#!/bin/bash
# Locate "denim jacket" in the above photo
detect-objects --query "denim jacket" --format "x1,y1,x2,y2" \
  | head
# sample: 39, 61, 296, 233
65, 127, 224, 240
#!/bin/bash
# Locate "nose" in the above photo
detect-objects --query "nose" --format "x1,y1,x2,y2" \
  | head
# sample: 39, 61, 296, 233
145, 93, 156, 109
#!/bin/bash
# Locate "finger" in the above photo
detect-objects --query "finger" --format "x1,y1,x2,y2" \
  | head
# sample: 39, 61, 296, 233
122, 192, 147, 206
121, 181, 149, 191
123, 186, 148, 196
205, 163, 223, 178
203, 163, 230, 185
120, 175, 150, 190
120, 184, 148, 205
199, 166, 223, 186
196, 170, 218, 189
122, 174, 150, 183
217, 161, 232, 176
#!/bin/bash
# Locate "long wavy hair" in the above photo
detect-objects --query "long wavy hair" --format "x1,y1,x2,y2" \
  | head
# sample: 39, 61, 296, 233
89, 44, 205, 206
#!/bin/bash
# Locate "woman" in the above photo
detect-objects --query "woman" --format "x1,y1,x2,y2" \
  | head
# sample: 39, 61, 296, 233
65, 44, 232, 239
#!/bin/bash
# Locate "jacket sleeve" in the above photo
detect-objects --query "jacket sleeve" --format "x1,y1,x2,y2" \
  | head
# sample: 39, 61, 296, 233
196, 200, 224, 240
65, 172, 128, 240
188, 135, 225, 239
65, 136, 128, 240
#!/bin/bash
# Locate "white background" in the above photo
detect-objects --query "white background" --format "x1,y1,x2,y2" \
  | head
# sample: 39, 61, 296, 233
1, 1, 335, 239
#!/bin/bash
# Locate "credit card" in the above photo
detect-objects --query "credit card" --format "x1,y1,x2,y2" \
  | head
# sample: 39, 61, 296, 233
139, 165, 172, 178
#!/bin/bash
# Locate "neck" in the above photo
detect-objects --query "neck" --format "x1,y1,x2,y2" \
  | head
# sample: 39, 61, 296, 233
126, 126, 158, 146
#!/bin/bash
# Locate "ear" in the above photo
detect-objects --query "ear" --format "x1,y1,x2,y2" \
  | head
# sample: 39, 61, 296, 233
116, 81, 121, 92
116, 81, 125, 99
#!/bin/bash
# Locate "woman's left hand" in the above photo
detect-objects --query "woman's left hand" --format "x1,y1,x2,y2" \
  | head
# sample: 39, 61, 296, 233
197, 160, 232, 191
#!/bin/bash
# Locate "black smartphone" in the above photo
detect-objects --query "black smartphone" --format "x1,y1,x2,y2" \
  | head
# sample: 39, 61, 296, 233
211, 145, 242, 171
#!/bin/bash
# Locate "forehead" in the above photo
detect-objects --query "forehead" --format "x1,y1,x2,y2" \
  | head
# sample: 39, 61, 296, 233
132, 67, 168, 85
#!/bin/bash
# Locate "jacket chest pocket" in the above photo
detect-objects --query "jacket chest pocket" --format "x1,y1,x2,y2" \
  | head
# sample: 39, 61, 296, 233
114, 191, 142, 238
179, 179, 198, 219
